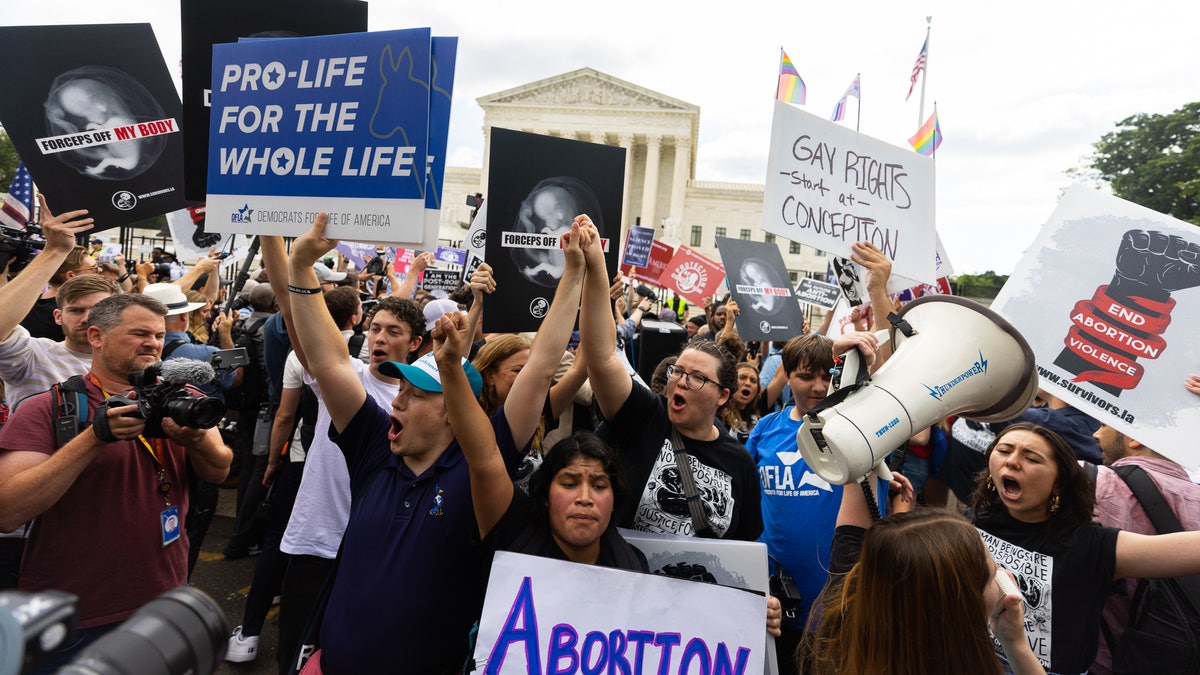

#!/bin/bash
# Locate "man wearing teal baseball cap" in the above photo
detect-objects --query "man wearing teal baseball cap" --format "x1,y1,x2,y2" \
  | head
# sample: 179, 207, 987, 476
283, 214, 523, 674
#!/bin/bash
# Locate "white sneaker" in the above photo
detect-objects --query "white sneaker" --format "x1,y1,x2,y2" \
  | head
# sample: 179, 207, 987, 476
226, 626, 259, 663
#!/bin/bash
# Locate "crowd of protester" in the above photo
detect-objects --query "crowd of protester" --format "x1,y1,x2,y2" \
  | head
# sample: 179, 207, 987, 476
1, 199, 1199, 675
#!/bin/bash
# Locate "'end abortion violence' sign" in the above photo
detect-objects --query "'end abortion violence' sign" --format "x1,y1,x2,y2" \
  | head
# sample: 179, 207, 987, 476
761, 101, 937, 284
206, 28, 449, 242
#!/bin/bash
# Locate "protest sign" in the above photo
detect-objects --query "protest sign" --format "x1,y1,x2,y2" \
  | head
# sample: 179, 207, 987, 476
659, 246, 726, 306
826, 297, 873, 336
620, 529, 779, 675
179, 0, 368, 200
892, 276, 951, 303
435, 245, 467, 266
621, 239, 675, 286
795, 278, 841, 310
483, 128, 624, 332
992, 185, 1200, 468
622, 225, 656, 268
206, 28, 435, 242
0, 24, 190, 230
420, 269, 461, 296
413, 36, 458, 250
715, 237, 807, 341
473, 551, 766, 675
886, 232, 955, 295
761, 101, 936, 284
165, 205, 246, 261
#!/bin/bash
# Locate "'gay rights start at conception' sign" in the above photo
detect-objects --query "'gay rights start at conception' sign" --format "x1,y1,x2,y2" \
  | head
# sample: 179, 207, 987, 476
206, 28, 436, 242
761, 101, 936, 284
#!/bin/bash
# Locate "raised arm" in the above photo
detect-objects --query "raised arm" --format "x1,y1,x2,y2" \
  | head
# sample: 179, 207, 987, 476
578, 216, 632, 419
504, 220, 587, 449
392, 251, 433, 299
285, 214, 365, 431
172, 254, 220, 294
0, 194, 93, 341
432, 310, 510, 537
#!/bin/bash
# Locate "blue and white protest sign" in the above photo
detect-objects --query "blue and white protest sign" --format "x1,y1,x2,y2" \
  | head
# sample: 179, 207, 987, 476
434, 244, 467, 266
622, 225, 656, 268
206, 28, 434, 241
472, 552, 766, 674
412, 36, 458, 249
761, 101, 937, 284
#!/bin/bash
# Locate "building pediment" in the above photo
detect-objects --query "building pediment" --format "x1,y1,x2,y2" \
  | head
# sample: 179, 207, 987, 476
478, 67, 698, 113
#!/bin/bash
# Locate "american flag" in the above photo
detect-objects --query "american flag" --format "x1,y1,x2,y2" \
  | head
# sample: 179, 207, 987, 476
905, 37, 928, 102
0, 161, 33, 231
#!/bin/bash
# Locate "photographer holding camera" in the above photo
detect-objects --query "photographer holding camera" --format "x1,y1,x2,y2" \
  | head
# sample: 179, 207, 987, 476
0, 293, 232, 672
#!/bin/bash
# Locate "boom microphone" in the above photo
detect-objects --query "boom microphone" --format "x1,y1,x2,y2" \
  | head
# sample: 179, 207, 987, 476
157, 359, 216, 386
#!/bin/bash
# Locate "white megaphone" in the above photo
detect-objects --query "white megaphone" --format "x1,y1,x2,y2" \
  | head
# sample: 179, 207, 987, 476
797, 295, 1038, 485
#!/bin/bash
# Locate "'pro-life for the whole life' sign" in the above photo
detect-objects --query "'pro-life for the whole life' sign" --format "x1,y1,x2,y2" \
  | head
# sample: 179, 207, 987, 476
206, 28, 440, 242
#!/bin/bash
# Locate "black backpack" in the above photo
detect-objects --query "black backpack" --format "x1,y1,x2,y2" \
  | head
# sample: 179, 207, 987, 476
1100, 464, 1200, 675
226, 315, 270, 413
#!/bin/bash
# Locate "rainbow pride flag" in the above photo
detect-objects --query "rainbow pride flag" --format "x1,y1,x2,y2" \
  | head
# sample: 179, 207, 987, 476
908, 110, 942, 156
776, 49, 806, 104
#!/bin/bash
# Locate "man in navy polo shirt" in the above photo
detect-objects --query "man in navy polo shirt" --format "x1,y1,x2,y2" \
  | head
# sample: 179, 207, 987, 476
285, 215, 517, 674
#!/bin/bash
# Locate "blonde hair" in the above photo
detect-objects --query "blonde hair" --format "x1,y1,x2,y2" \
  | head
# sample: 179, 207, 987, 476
186, 290, 212, 344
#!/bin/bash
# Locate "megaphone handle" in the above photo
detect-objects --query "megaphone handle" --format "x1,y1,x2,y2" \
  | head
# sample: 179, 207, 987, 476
858, 477, 883, 522
872, 459, 894, 483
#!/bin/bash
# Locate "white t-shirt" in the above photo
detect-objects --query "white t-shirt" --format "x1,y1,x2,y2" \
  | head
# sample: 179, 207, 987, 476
0, 326, 92, 409
280, 359, 398, 559
281, 352, 306, 463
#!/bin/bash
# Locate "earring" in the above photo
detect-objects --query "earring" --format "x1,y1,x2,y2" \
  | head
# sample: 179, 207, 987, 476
985, 475, 996, 492
1049, 494, 1060, 516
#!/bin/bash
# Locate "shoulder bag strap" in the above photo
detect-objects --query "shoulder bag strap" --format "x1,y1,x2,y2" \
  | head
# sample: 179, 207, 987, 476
668, 426, 716, 538
1114, 464, 1184, 534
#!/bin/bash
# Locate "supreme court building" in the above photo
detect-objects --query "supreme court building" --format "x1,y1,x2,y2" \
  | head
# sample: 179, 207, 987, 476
437, 67, 829, 291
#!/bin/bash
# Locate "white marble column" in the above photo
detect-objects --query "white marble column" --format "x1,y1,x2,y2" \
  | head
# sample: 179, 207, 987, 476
668, 138, 690, 226
639, 135, 661, 230
619, 133, 635, 231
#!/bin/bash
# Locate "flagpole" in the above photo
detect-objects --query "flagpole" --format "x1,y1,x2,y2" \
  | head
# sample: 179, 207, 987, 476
775, 47, 784, 99
931, 101, 938, 160
917, 16, 932, 128
855, 73, 862, 132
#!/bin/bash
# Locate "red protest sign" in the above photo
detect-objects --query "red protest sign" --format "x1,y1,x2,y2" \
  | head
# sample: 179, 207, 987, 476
658, 246, 725, 305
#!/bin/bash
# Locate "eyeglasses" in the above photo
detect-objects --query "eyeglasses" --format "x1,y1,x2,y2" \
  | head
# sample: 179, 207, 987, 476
665, 365, 718, 391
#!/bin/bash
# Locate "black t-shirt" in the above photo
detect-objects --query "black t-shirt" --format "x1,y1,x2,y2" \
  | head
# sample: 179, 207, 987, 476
976, 511, 1120, 674
20, 297, 62, 341
597, 380, 762, 541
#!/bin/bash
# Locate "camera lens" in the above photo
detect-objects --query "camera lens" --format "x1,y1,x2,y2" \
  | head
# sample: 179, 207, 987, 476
163, 396, 225, 430
58, 587, 227, 675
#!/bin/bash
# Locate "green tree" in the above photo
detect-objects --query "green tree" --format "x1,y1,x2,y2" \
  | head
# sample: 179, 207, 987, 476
1081, 102, 1200, 224
951, 271, 1008, 299
0, 128, 21, 188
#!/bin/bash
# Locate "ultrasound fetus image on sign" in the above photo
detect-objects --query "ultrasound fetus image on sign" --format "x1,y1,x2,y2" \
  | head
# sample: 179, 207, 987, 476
510, 176, 604, 288
43, 66, 168, 180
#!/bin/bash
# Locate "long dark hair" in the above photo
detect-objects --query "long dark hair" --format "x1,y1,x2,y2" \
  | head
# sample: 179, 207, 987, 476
527, 432, 627, 529
970, 421, 1096, 526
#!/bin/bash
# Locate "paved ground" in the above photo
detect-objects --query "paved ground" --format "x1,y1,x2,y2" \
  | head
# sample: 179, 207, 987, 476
190, 486, 280, 675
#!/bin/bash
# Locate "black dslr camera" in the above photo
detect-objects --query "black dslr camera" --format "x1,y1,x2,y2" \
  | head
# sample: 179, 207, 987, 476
0, 226, 45, 276
98, 363, 225, 438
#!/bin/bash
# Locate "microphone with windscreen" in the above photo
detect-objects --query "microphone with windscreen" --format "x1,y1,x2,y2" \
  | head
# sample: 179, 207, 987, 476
95, 360, 226, 439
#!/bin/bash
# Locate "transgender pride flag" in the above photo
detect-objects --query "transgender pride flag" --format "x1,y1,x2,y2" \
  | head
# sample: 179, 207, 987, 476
830, 73, 861, 122
776, 49, 806, 105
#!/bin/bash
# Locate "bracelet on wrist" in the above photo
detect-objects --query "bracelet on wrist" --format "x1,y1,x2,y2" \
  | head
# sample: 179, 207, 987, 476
287, 284, 321, 295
